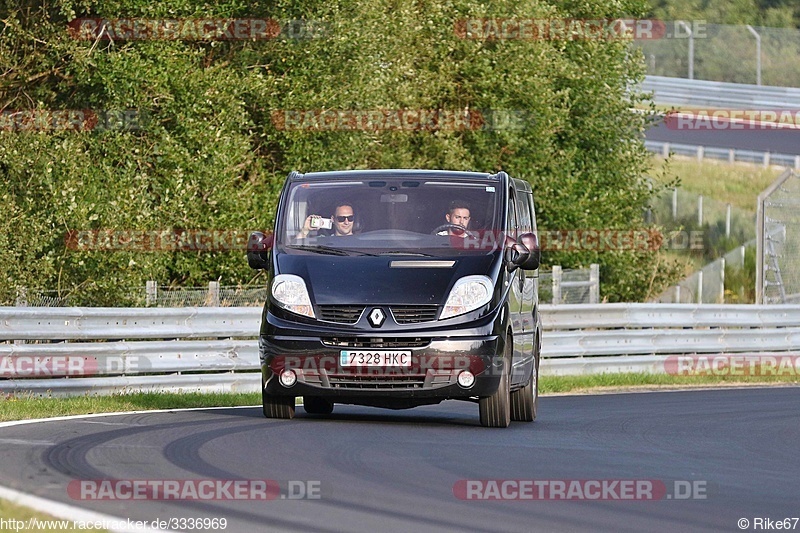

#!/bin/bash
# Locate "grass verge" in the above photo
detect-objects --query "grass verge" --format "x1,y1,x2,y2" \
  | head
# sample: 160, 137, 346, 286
0, 499, 105, 532
649, 155, 782, 212
540, 373, 799, 394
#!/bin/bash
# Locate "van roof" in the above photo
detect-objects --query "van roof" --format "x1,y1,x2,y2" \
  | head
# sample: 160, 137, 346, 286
292, 169, 503, 181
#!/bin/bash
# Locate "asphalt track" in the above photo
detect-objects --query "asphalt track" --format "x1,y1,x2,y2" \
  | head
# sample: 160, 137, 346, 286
645, 119, 800, 156
1, 387, 798, 532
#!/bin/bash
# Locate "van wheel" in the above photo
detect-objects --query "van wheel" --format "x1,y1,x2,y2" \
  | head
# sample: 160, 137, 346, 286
510, 360, 538, 422
303, 396, 334, 415
262, 386, 295, 419
479, 341, 511, 428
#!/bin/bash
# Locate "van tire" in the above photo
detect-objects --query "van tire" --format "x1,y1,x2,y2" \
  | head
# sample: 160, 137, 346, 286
510, 365, 537, 422
479, 341, 511, 428
262, 387, 295, 419
303, 396, 334, 415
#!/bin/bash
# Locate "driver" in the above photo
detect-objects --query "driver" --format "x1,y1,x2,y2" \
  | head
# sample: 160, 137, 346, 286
297, 204, 355, 238
437, 200, 471, 238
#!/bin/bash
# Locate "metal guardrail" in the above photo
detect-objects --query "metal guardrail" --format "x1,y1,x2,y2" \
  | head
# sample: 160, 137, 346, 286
645, 140, 800, 169
641, 75, 800, 109
1, 304, 798, 395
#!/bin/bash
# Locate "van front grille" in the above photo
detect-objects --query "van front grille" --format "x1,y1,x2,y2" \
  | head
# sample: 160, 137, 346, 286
317, 305, 364, 324
321, 337, 429, 349
328, 375, 426, 389
390, 305, 439, 324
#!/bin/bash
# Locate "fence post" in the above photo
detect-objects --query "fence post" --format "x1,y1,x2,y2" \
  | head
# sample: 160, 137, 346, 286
672, 188, 678, 220
15, 287, 28, 307
674, 285, 681, 303
697, 270, 704, 304
725, 203, 731, 238
207, 281, 220, 307
146, 281, 158, 307
698, 195, 703, 226
552, 266, 562, 305
720, 258, 726, 303
589, 264, 599, 304
15, 288, 27, 346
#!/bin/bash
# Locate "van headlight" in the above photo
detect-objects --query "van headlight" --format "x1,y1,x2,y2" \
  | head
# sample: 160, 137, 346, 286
271, 274, 315, 318
440, 275, 493, 319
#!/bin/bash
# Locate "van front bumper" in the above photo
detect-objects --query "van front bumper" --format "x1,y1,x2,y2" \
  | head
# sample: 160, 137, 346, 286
260, 334, 505, 403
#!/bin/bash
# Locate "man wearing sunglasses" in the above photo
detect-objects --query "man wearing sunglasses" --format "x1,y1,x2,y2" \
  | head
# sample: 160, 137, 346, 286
297, 203, 356, 238
330, 204, 355, 236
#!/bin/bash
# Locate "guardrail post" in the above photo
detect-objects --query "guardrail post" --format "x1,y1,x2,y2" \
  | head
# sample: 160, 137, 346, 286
728, 149, 735, 164
763, 152, 770, 168
589, 264, 599, 304
145, 281, 158, 307
662, 142, 669, 158
552, 266, 562, 305
696, 145, 704, 163
795, 156, 800, 170
207, 281, 220, 307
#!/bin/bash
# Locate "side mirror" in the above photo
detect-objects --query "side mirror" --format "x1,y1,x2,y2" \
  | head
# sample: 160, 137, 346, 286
504, 242, 530, 271
247, 231, 272, 270
518, 233, 540, 270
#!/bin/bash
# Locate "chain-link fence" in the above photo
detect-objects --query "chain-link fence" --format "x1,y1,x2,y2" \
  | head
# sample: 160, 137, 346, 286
15, 283, 269, 308
646, 186, 756, 259
757, 170, 800, 303
539, 265, 599, 305
634, 23, 800, 87
15, 266, 601, 307
655, 244, 751, 303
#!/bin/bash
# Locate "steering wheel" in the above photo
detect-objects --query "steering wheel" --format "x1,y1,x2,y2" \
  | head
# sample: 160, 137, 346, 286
431, 224, 476, 238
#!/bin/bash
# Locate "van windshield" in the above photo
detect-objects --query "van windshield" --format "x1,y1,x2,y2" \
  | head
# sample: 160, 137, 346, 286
276, 177, 505, 256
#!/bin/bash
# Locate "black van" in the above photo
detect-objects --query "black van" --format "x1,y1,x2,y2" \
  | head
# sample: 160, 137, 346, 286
247, 169, 541, 427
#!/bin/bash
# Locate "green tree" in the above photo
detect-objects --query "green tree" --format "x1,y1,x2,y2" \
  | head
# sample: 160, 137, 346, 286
1, 0, 682, 305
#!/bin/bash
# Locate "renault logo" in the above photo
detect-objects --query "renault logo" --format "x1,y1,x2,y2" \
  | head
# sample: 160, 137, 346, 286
368, 308, 386, 328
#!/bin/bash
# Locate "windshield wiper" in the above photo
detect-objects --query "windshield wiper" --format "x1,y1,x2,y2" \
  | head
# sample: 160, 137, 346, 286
285, 244, 350, 256
377, 251, 434, 257
285, 245, 377, 256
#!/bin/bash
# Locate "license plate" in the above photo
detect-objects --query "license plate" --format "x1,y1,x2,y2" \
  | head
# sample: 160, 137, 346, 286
339, 350, 411, 367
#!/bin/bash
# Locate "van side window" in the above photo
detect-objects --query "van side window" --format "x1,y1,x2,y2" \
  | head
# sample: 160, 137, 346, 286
507, 191, 518, 239
517, 192, 532, 234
